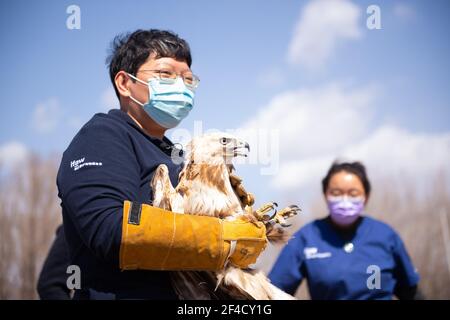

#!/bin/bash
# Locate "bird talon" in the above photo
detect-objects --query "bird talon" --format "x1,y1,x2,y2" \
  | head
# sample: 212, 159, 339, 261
262, 209, 277, 221
254, 202, 278, 221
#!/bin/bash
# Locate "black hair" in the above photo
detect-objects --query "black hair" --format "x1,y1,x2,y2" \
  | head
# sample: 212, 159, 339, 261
321, 161, 371, 197
106, 29, 192, 99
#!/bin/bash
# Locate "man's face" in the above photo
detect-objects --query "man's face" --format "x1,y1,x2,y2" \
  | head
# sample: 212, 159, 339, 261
128, 55, 192, 106
114, 54, 194, 136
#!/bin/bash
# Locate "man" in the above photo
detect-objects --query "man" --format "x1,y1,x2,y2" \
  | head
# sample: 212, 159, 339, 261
54, 29, 267, 299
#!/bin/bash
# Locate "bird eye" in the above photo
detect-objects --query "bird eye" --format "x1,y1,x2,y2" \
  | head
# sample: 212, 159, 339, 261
220, 137, 229, 145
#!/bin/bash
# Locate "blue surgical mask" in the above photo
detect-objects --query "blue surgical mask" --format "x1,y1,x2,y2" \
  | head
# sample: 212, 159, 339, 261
127, 73, 194, 129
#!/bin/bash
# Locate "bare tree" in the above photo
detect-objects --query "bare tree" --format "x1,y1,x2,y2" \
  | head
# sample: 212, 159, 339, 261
0, 153, 61, 299
0, 165, 17, 299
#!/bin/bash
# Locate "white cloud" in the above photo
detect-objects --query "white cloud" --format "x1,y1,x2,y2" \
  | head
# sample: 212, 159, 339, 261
240, 83, 377, 160
100, 87, 119, 111
237, 82, 450, 199
288, 0, 362, 69
31, 98, 61, 133
0, 141, 28, 170
273, 125, 450, 191
345, 126, 450, 177
29, 90, 117, 138
393, 3, 416, 21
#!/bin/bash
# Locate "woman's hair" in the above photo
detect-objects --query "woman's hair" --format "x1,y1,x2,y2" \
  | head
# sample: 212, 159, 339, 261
321, 161, 371, 197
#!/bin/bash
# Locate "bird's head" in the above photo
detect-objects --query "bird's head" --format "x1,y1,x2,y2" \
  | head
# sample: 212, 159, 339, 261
186, 132, 250, 167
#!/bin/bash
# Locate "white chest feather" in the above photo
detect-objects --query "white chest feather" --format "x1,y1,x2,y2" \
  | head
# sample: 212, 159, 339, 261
181, 180, 244, 217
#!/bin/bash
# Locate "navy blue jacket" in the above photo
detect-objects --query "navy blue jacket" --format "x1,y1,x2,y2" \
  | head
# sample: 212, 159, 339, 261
57, 109, 182, 299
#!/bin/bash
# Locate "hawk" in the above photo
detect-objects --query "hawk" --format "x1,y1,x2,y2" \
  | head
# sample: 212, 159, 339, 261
151, 132, 300, 299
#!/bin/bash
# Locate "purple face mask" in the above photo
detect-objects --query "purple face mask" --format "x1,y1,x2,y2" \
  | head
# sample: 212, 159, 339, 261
327, 196, 365, 226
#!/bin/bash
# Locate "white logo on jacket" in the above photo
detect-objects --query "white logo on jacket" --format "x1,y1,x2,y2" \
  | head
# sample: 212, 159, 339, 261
70, 157, 102, 171
304, 247, 332, 260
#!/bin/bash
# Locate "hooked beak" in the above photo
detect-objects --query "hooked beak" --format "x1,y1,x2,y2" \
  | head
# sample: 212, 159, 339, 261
233, 140, 250, 157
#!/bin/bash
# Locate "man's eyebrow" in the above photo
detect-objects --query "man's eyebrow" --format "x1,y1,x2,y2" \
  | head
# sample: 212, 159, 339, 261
153, 62, 191, 73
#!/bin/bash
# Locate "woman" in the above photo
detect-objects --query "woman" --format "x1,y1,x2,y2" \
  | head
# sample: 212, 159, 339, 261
269, 161, 421, 300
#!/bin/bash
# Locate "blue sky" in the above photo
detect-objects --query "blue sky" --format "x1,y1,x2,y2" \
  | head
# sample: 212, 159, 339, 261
1, 0, 449, 210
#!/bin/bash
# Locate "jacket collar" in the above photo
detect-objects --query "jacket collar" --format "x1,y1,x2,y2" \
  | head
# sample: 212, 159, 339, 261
107, 109, 184, 158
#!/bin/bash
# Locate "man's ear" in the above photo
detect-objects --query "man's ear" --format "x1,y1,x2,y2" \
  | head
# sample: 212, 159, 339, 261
115, 71, 131, 98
